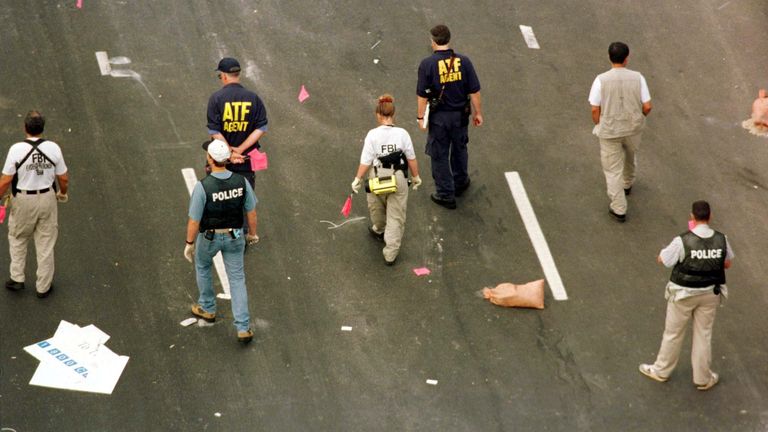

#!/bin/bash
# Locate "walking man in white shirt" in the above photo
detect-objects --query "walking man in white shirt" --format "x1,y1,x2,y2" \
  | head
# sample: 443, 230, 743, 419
0, 111, 69, 298
588, 42, 652, 222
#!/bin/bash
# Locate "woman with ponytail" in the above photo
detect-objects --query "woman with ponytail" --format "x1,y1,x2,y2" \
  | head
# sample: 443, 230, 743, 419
351, 94, 421, 265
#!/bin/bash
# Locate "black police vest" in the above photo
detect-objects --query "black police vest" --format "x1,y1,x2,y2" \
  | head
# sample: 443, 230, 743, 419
199, 174, 247, 231
669, 231, 727, 288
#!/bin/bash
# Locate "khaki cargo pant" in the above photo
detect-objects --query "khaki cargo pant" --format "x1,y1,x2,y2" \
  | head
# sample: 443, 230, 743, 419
651, 292, 720, 385
8, 192, 58, 293
366, 169, 409, 262
599, 133, 641, 215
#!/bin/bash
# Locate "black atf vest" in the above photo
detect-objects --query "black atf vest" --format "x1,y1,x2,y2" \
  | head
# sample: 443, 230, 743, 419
669, 231, 727, 288
199, 173, 247, 231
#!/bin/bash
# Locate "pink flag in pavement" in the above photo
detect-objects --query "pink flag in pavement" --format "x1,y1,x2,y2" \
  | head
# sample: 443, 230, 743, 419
0, 206, 6, 224
341, 195, 352, 218
298, 85, 310, 103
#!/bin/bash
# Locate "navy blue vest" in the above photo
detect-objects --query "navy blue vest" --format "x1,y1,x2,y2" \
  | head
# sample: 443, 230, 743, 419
199, 174, 246, 231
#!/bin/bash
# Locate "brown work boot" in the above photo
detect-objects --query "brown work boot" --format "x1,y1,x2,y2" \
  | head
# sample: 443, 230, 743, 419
191, 304, 216, 323
237, 329, 254, 344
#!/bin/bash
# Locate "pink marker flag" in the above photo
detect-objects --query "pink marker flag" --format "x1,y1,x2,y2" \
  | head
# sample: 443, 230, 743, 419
341, 195, 352, 218
298, 85, 310, 103
76, 0, 82, 8
248, 148, 268, 171
413, 267, 431, 276
0, 206, 6, 224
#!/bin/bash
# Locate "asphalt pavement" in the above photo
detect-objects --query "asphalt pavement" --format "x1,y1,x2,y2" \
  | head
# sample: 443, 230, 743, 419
1, 1, 768, 431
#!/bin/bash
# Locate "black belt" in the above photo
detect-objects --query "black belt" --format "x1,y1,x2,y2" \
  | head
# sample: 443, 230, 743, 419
19, 188, 50, 195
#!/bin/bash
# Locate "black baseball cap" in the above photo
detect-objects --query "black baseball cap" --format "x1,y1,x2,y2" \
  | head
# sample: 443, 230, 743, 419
216, 57, 241, 73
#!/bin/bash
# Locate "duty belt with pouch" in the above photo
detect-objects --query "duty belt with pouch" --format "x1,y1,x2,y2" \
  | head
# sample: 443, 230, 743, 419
204, 228, 240, 241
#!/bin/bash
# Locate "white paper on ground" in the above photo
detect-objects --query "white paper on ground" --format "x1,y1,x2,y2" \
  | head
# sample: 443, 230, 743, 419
23, 320, 130, 395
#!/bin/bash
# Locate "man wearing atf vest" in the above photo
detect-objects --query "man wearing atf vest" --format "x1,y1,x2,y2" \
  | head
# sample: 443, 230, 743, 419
416, 24, 482, 210
639, 201, 733, 391
207, 57, 268, 192
184, 139, 259, 344
0, 110, 68, 298
589, 42, 652, 222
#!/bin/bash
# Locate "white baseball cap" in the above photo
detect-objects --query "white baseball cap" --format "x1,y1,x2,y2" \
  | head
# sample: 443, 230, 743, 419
204, 139, 231, 162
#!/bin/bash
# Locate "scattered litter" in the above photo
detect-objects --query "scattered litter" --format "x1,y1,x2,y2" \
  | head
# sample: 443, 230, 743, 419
214, 412, 222, 418
180, 318, 197, 327
482, 280, 545, 309
370, 40, 381, 50
287, 276, 291, 280
341, 326, 353, 332
754, 185, 759, 189
298, 85, 310, 103
67, 128, 72, 132
740, 410, 747, 414
413, 267, 431, 276
341, 195, 352, 218
197, 320, 214, 328
426, 379, 438, 385
519, 25, 540, 49
319, 216, 366, 230
23, 320, 129, 394
11, 356, 16, 360
169, 345, 175, 349
373, 58, 380, 64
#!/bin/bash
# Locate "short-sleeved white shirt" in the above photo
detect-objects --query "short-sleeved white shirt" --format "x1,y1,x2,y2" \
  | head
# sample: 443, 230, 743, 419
2, 138, 67, 190
588, 69, 651, 106
359, 125, 416, 166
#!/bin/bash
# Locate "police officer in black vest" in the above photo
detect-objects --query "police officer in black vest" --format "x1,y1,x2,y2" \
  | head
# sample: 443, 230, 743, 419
184, 139, 259, 343
416, 24, 483, 209
639, 200, 734, 391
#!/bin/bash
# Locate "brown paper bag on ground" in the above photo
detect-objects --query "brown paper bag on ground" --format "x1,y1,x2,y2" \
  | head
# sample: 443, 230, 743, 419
482, 280, 545, 309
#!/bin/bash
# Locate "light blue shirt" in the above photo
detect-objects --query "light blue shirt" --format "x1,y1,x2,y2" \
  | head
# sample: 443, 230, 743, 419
188, 171, 257, 222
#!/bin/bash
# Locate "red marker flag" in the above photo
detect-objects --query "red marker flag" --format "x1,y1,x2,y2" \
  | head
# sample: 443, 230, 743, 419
248, 148, 268, 171
0, 206, 6, 224
341, 195, 352, 218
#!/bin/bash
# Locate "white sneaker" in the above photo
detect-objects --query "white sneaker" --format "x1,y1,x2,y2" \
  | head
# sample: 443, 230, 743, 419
696, 372, 719, 391
639, 364, 668, 382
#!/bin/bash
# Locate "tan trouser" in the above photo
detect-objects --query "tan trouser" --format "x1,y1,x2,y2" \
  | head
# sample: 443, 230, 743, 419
8, 192, 58, 292
366, 169, 409, 262
651, 292, 719, 385
599, 133, 641, 215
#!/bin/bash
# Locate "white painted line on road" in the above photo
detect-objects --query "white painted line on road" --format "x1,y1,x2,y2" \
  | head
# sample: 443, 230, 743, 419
505, 172, 568, 300
181, 168, 231, 300
95, 51, 111, 75
519, 25, 541, 49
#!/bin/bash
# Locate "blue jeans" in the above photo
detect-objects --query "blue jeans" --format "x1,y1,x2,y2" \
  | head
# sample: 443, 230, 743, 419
194, 230, 250, 332
426, 110, 470, 199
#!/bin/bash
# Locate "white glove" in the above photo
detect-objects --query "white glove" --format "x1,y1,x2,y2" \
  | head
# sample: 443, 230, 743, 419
246, 234, 259, 246
351, 177, 362, 194
411, 175, 422, 191
184, 243, 195, 263
56, 192, 69, 203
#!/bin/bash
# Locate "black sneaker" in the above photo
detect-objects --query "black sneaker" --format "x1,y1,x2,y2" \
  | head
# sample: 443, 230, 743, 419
430, 193, 457, 209
5, 279, 24, 291
609, 209, 626, 223
455, 179, 471, 197
624, 187, 632, 196
368, 226, 384, 242
37, 285, 53, 298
